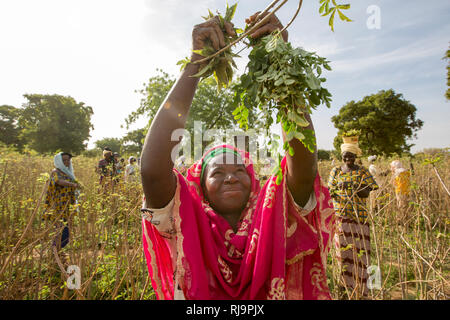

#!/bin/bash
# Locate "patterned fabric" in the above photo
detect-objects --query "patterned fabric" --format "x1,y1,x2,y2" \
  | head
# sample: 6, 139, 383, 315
334, 216, 371, 298
142, 145, 336, 300
44, 169, 77, 220
98, 158, 116, 183
327, 166, 378, 223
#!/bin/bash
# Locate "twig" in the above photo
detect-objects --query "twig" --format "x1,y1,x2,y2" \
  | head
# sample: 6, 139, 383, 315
0, 179, 49, 278
399, 234, 449, 285
52, 246, 86, 300
111, 248, 140, 300
193, 0, 288, 65
432, 164, 450, 197
0, 161, 7, 195
140, 274, 151, 300
280, 0, 303, 34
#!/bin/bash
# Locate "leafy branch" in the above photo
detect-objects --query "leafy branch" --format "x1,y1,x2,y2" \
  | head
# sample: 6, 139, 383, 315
232, 31, 333, 183
177, 1, 353, 183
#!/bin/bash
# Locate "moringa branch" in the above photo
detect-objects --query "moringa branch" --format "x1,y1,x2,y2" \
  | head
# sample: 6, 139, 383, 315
192, 0, 290, 65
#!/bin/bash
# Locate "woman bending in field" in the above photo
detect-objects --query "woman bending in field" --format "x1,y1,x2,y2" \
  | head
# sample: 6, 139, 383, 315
140, 12, 335, 300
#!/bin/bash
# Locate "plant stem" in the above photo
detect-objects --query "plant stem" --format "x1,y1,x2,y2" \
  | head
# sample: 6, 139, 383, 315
432, 164, 450, 197
280, 0, 303, 34
193, 0, 289, 65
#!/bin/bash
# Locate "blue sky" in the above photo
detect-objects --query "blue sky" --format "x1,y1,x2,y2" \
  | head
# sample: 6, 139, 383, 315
0, 0, 448, 153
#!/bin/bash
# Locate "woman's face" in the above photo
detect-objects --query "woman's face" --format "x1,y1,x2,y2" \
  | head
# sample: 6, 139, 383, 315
202, 154, 251, 216
342, 152, 356, 166
62, 154, 71, 168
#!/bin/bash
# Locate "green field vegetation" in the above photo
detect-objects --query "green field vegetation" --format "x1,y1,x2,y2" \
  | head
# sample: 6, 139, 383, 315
0, 146, 448, 300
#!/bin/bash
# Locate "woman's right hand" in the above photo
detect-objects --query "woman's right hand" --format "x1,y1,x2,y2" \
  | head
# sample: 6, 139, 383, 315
191, 16, 236, 64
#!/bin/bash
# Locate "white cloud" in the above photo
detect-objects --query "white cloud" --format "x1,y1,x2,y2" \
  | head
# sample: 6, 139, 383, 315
331, 34, 448, 73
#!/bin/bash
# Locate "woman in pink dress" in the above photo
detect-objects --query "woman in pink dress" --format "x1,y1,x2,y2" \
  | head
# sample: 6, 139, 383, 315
140, 11, 335, 300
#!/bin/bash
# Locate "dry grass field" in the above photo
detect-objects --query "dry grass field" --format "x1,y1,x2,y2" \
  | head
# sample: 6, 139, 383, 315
0, 146, 448, 300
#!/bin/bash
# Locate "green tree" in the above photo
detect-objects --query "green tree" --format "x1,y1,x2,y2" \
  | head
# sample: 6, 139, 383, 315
331, 89, 423, 156
94, 137, 122, 154
18, 94, 94, 154
121, 128, 146, 154
125, 69, 263, 150
317, 149, 331, 160
0, 105, 24, 150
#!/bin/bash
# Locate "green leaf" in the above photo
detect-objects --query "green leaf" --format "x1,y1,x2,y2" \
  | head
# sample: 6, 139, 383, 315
274, 78, 284, 86
276, 174, 282, 185
329, 9, 336, 32
288, 146, 295, 156
284, 78, 296, 85
294, 131, 306, 141
319, 2, 327, 14
337, 9, 353, 22
225, 3, 237, 21
337, 4, 351, 10
191, 61, 214, 78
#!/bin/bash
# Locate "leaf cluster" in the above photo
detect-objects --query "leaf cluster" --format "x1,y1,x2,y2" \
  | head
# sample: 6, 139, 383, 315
342, 129, 361, 137
232, 31, 332, 153
319, 0, 352, 31
232, 31, 332, 183
177, 3, 241, 91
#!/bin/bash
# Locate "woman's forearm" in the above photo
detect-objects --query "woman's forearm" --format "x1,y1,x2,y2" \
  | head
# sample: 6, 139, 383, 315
56, 179, 76, 188
141, 62, 201, 207
283, 112, 318, 207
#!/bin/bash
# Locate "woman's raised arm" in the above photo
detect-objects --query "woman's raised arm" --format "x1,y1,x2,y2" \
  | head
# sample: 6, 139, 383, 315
141, 18, 236, 208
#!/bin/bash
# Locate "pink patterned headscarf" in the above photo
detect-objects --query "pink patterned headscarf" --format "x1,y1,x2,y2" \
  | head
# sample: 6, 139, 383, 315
142, 144, 335, 299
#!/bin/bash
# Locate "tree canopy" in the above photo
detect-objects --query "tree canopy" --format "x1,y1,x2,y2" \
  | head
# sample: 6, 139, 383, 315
18, 94, 94, 154
331, 89, 423, 156
125, 69, 263, 144
94, 137, 122, 154
121, 128, 146, 154
0, 105, 24, 150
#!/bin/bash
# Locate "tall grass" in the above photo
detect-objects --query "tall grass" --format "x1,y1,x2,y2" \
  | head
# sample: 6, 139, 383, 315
0, 150, 153, 299
319, 154, 449, 300
0, 148, 448, 299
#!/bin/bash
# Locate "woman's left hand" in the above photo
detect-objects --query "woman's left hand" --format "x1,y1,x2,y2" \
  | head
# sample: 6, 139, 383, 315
245, 11, 288, 42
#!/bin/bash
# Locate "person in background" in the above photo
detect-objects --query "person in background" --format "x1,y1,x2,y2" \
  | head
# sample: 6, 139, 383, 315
96, 148, 116, 187
328, 136, 378, 299
43, 152, 81, 263
125, 156, 139, 183
113, 152, 122, 175
368, 155, 377, 178
390, 160, 412, 211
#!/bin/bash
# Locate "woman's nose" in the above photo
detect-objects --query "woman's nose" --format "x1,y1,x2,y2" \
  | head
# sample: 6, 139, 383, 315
224, 173, 238, 183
